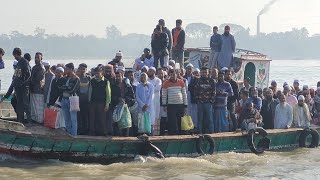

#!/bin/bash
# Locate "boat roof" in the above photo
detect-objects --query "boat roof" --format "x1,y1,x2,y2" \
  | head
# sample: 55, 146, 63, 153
186, 47, 272, 62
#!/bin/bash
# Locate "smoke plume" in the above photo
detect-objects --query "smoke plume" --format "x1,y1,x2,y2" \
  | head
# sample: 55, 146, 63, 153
258, 0, 280, 16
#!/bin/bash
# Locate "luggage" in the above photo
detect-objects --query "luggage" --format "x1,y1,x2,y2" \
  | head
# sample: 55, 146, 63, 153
69, 95, 80, 112
138, 112, 151, 134
181, 116, 194, 131
44, 107, 65, 129
118, 104, 132, 129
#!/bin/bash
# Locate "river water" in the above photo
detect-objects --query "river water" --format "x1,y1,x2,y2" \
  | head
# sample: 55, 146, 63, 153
0, 59, 320, 179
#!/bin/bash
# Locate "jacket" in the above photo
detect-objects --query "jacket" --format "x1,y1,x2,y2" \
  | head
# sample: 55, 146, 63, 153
151, 33, 169, 56
172, 28, 186, 51
13, 57, 31, 88
111, 79, 135, 108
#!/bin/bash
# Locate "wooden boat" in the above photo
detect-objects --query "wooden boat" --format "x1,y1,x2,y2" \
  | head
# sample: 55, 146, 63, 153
0, 118, 318, 164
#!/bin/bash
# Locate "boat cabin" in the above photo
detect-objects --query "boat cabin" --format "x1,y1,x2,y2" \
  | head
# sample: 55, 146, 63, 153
184, 48, 272, 89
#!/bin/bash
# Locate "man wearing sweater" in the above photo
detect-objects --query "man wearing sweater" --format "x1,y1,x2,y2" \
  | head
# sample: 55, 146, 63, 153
162, 69, 188, 135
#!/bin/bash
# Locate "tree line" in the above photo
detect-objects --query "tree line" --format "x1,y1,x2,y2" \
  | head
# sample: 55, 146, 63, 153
0, 24, 319, 60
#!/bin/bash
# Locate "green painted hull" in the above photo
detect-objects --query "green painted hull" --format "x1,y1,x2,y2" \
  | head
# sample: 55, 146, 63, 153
0, 120, 318, 164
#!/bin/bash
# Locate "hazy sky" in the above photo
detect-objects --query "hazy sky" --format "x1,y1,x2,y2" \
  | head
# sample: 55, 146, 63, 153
1, 0, 319, 37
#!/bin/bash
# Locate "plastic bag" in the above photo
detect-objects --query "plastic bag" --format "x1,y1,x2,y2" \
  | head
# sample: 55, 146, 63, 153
113, 103, 125, 123
138, 112, 151, 134
118, 104, 132, 129
69, 95, 80, 112
181, 116, 194, 131
44, 108, 58, 129
129, 102, 139, 126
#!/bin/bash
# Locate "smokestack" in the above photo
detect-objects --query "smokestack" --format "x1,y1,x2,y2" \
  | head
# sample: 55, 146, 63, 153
257, 15, 260, 36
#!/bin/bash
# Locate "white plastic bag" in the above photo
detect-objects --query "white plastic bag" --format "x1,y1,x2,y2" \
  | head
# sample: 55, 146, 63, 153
69, 95, 80, 112
112, 103, 125, 122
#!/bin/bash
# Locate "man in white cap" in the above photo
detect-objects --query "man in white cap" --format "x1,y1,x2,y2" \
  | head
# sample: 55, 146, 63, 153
274, 93, 293, 129
147, 67, 162, 135
141, 65, 149, 73
184, 63, 198, 130
30, 52, 45, 123
192, 68, 200, 78
43, 60, 55, 108
292, 95, 311, 128
169, 60, 175, 67
108, 51, 125, 70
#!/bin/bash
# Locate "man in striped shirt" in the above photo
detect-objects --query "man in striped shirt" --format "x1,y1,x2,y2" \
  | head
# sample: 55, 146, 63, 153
162, 69, 188, 135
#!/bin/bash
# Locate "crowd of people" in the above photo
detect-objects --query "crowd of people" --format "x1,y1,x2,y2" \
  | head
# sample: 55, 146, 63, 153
0, 19, 317, 137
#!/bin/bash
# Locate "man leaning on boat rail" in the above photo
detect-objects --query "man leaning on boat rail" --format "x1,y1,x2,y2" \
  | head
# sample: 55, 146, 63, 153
0, 21, 316, 136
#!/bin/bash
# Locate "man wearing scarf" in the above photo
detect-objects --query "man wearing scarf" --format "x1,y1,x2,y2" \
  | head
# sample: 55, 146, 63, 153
217, 26, 236, 70
293, 95, 311, 128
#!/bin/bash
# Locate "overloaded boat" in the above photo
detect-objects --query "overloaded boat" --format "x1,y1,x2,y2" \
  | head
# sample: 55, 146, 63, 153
0, 48, 318, 164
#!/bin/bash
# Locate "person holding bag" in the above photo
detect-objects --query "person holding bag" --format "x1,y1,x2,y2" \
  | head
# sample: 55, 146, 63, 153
136, 73, 154, 135
88, 67, 111, 136
58, 63, 80, 136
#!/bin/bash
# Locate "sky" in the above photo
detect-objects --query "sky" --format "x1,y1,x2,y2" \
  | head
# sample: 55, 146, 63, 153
1, 0, 319, 37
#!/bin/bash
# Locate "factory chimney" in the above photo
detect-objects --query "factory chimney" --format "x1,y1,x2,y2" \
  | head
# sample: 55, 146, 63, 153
257, 15, 261, 36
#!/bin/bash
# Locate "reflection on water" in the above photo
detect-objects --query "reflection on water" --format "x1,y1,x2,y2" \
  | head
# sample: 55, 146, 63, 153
0, 148, 320, 179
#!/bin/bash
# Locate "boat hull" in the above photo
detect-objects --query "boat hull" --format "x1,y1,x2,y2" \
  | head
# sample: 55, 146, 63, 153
0, 120, 317, 164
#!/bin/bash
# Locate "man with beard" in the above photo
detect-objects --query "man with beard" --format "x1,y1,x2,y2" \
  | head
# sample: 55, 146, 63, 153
214, 72, 233, 132
261, 89, 279, 129
172, 19, 186, 68
133, 48, 154, 71
108, 51, 125, 70
274, 93, 293, 129
111, 71, 135, 136
30, 52, 45, 124
194, 67, 216, 134
148, 67, 162, 135
12, 48, 31, 123
224, 70, 239, 131
292, 95, 311, 128
217, 26, 236, 69
152, 25, 169, 68
158, 19, 173, 58
162, 69, 188, 135
184, 63, 198, 131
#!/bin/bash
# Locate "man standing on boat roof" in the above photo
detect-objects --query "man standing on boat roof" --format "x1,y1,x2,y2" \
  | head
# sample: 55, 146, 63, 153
133, 48, 154, 71
158, 19, 173, 59
172, 19, 185, 69
217, 25, 236, 70
11, 48, 32, 123
151, 25, 169, 68
209, 26, 222, 69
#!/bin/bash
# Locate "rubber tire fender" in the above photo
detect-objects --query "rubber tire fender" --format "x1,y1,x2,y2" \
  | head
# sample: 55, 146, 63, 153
247, 128, 270, 154
299, 129, 320, 148
196, 135, 215, 155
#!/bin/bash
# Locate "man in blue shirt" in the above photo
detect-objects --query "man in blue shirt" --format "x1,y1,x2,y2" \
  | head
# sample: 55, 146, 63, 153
209, 26, 221, 69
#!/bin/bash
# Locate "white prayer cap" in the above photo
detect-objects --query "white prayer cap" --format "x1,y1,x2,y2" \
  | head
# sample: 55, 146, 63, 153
116, 66, 125, 72
56, 67, 64, 73
169, 60, 175, 64
149, 67, 156, 72
141, 65, 149, 71
42, 61, 50, 67
298, 95, 305, 101
116, 51, 123, 57
13, 60, 18, 66
221, 67, 228, 71
186, 63, 194, 68
193, 68, 200, 73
